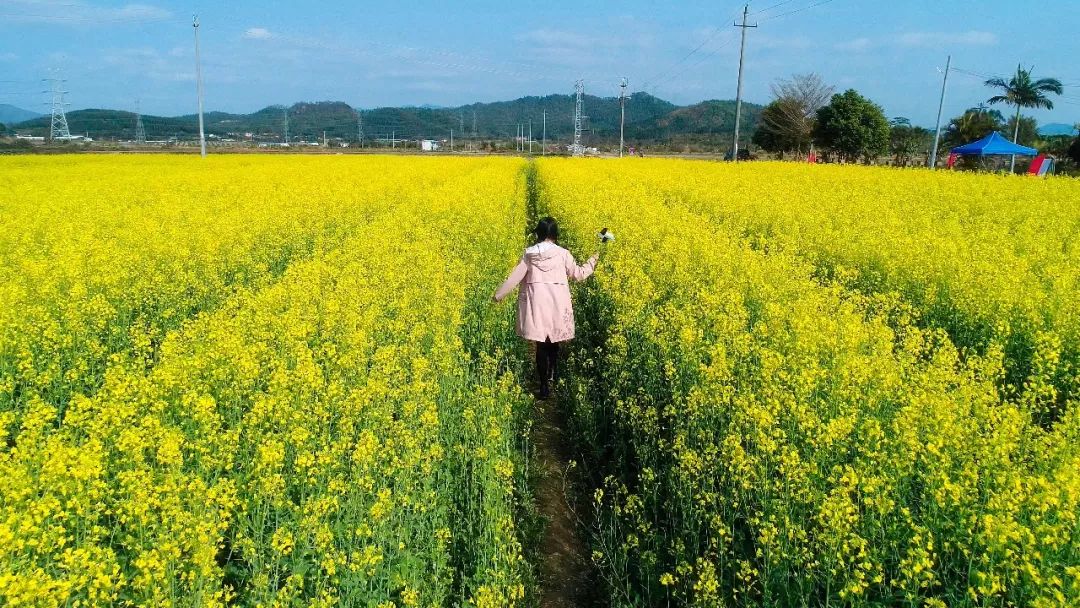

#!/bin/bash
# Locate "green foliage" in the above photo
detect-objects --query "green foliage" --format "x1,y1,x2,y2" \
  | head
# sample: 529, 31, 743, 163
812, 89, 890, 162
944, 109, 1003, 149
986, 66, 1064, 113
9, 94, 762, 147
889, 122, 933, 166
1068, 136, 1080, 166
753, 99, 811, 154
1005, 115, 1039, 147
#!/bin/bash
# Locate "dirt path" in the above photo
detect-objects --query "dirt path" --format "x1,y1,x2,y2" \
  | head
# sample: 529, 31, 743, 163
532, 390, 594, 608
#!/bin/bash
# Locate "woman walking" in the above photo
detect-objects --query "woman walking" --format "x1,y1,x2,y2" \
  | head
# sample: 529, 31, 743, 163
494, 217, 599, 399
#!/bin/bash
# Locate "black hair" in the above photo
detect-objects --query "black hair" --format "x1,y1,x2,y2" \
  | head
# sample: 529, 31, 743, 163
534, 217, 559, 242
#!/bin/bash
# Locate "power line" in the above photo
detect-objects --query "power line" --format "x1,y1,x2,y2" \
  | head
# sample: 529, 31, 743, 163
648, 34, 738, 93
757, 0, 839, 22
751, 0, 799, 15
641, 3, 745, 90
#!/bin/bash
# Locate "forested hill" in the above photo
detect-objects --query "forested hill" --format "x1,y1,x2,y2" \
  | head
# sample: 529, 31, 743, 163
10, 94, 762, 145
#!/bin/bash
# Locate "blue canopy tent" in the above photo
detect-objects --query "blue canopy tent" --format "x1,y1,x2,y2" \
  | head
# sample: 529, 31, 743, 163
950, 131, 1037, 156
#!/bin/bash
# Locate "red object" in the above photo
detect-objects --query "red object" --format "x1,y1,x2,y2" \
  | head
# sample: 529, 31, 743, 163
807, 151, 817, 164
1028, 154, 1049, 176
946, 153, 958, 169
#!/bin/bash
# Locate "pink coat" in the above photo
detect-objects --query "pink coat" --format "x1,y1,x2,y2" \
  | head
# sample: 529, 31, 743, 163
494, 241, 598, 343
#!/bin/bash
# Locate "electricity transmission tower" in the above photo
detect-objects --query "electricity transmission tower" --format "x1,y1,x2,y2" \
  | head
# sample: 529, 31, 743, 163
135, 100, 146, 144
572, 79, 585, 157
43, 73, 71, 141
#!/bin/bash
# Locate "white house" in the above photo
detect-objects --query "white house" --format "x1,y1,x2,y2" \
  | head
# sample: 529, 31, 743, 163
421, 139, 440, 151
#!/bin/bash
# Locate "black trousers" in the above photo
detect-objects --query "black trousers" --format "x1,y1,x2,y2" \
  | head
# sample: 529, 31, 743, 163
536, 339, 560, 384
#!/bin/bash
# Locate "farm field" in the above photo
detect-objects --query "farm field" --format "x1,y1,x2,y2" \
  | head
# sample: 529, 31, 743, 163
0, 156, 533, 607
537, 159, 1080, 607
1, 155, 1079, 607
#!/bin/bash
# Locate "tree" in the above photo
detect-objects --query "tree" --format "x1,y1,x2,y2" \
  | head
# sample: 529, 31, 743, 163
754, 73, 833, 157
812, 89, 890, 163
943, 109, 1003, 150
985, 65, 1063, 170
1004, 115, 1039, 147
889, 117, 932, 166
753, 99, 806, 157
1067, 133, 1080, 166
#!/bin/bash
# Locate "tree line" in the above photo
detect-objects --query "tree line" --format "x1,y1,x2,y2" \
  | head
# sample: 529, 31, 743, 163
752, 67, 1078, 171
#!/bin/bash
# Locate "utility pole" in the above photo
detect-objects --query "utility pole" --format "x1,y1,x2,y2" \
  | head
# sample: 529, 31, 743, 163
43, 72, 71, 142
573, 79, 585, 156
619, 77, 628, 157
731, 4, 756, 162
283, 106, 289, 144
357, 112, 364, 148
322, 130, 327, 147
450, 128, 454, 152
929, 54, 951, 170
1010, 61, 1022, 174
392, 129, 395, 149
193, 15, 206, 157
135, 99, 146, 144
542, 109, 547, 156
529, 120, 533, 154
472, 110, 477, 138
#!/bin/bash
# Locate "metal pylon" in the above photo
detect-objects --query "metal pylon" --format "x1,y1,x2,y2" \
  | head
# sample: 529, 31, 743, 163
572, 79, 585, 157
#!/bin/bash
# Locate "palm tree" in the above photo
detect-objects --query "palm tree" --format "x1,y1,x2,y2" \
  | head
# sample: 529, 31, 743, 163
985, 65, 1063, 171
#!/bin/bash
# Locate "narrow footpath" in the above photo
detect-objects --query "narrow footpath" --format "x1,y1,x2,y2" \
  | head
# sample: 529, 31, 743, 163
533, 390, 592, 607
522, 162, 597, 607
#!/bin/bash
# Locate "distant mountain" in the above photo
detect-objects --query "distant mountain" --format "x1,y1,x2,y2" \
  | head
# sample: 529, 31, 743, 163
0, 104, 41, 125
10, 94, 765, 146
1038, 123, 1079, 137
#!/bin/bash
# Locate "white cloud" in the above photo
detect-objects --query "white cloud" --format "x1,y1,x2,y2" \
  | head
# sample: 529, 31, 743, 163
110, 4, 171, 21
517, 28, 592, 49
898, 31, 998, 48
834, 30, 997, 53
100, 47, 193, 83
243, 27, 274, 40
756, 35, 814, 51
3, 0, 171, 24
834, 37, 874, 52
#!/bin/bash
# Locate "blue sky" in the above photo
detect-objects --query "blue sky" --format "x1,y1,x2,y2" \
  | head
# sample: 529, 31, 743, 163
3, 0, 1079, 126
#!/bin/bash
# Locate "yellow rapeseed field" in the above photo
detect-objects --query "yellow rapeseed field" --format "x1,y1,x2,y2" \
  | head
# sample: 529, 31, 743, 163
1, 155, 532, 607
538, 158, 1079, 607
1, 155, 1077, 607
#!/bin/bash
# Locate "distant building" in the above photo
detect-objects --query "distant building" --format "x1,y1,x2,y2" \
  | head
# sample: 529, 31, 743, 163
421, 139, 440, 151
